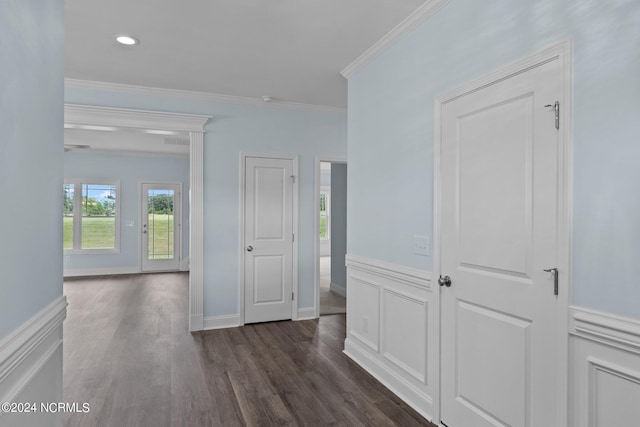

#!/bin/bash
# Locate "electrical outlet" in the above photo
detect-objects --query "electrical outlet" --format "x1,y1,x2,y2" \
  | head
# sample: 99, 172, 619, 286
362, 316, 369, 333
413, 235, 430, 256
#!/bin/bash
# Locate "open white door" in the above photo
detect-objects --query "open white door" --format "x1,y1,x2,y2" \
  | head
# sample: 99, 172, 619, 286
243, 156, 295, 324
141, 183, 181, 272
438, 50, 568, 427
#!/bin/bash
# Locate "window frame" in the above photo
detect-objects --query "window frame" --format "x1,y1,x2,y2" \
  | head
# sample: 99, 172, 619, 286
64, 178, 121, 254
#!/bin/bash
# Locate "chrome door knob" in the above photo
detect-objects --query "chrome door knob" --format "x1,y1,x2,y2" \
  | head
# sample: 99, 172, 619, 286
438, 275, 452, 287
247, 246, 253, 252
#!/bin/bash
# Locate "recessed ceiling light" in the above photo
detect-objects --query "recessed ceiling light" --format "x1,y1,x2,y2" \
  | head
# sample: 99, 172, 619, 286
115, 35, 138, 46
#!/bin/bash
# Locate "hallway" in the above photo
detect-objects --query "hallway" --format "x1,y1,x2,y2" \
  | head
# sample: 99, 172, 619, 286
62, 273, 432, 426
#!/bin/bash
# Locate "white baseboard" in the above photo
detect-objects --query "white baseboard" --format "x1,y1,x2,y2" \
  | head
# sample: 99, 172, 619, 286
569, 306, 640, 427
203, 315, 240, 331
344, 339, 433, 422
329, 282, 346, 297
63, 266, 139, 277
190, 314, 204, 332
0, 296, 67, 424
296, 307, 317, 321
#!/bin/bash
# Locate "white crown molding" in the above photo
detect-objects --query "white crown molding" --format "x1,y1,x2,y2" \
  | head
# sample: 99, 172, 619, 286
570, 305, 640, 354
65, 79, 347, 115
341, 0, 449, 78
65, 103, 210, 132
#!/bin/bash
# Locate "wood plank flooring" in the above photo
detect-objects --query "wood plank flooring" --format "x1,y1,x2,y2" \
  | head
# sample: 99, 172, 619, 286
63, 273, 435, 427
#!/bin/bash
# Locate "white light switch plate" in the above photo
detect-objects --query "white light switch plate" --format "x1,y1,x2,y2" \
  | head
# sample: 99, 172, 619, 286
413, 235, 430, 256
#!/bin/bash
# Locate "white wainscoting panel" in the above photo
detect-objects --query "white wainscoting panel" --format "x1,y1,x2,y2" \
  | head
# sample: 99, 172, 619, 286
569, 306, 640, 427
0, 296, 67, 427
344, 254, 434, 422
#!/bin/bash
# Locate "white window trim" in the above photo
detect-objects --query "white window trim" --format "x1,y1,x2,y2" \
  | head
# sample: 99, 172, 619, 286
64, 178, 121, 254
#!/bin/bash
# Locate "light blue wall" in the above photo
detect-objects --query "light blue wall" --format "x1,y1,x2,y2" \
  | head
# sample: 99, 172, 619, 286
347, 0, 640, 317
0, 0, 64, 340
65, 87, 347, 315
331, 164, 348, 288
63, 152, 190, 272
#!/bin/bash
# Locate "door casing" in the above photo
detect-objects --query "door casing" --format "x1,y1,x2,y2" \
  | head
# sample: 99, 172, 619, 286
239, 152, 299, 325
433, 38, 572, 426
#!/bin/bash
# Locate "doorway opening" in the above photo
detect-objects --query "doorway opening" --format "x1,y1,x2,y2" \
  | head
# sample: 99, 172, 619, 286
316, 159, 347, 316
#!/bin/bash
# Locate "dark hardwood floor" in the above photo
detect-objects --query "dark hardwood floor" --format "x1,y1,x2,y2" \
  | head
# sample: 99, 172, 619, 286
63, 273, 435, 427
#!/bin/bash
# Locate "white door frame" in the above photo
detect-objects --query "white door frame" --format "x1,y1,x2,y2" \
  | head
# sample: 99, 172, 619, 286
239, 152, 299, 325
314, 156, 347, 318
140, 181, 183, 272
432, 38, 572, 426
64, 104, 210, 332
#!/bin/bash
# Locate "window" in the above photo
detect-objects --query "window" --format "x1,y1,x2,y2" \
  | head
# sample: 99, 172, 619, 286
64, 180, 120, 253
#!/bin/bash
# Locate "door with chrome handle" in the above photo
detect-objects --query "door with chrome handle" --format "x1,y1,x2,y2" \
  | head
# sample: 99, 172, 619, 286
544, 268, 558, 295
438, 275, 452, 287
246, 246, 253, 252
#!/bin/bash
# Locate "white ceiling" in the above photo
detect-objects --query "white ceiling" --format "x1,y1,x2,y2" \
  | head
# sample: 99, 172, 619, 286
65, 0, 427, 109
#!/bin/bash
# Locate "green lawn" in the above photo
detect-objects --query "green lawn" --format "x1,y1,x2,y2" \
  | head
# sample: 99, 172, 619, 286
64, 215, 174, 258
148, 214, 174, 259
320, 215, 328, 239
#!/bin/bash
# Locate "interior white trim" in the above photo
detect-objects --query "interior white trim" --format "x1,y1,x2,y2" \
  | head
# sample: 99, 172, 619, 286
570, 306, 640, 355
433, 38, 573, 426
63, 266, 140, 277
314, 156, 347, 319
344, 254, 434, 421
329, 282, 346, 298
65, 104, 210, 132
64, 103, 210, 332
0, 296, 67, 404
344, 339, 434, 423
296, 308, 316, 321
569, 306, 640, 427
238, 152, 299, 325
65, 79, 346, 115
345, 254, 432, 289
203, 315, 241, 331
340, 0, 449, 78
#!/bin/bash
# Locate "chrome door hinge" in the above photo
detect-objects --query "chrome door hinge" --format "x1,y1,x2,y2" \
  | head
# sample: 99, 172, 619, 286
545, 101, 560, 130
291, 175, 296, 184
292, 233, 295, 243
292, 292, 295, 301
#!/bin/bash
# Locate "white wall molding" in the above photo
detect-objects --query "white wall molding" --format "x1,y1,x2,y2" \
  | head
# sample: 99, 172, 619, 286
340, 0, 449, 78
570, 306, 640, 355
329, 282, 346, 298
345, 254, 432, 290
345, 254, 434, 421
203, 315, 241, 331
0, 296, 67, 404
63, 266, 140, 278
569, 306, 640, 426
65, 79, 346, 115
296, 308, 316, 321
344, 339, 434, 423
65, 103, 210, 132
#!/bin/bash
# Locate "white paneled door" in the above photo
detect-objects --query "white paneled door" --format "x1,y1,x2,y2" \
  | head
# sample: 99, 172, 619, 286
244, 156, 294, 324
141, 183, 181, 272
439, 58, 563, 426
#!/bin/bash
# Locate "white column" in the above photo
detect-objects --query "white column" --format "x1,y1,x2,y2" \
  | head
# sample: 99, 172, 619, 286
189, 131, 204, 331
